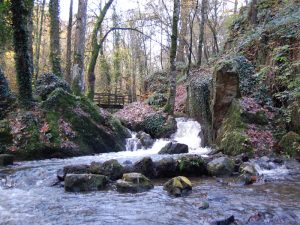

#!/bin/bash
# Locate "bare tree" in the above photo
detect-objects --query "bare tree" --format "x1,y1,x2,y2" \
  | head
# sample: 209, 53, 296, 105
65, 0, 73, 84
49, 0, 62, 77
72, 0, 88, 95
197, 0, 208, 66
164, 0, 180, 115
34, 0, 46, 80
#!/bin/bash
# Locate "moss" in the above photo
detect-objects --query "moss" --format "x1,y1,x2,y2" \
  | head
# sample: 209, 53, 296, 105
279, 131, 300, 157
45, 112, 61, 146
141, 113, 176, 138
177, 155, 207, 176
217, 100, 253, 156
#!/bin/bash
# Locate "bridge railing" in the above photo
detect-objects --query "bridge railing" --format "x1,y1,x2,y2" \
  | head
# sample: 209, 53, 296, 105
94, 93, 132, 109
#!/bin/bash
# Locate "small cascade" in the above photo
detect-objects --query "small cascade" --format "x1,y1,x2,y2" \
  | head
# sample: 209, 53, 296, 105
172, 118, 202, 149
125, 132, 142, 151
124, 117, 210, 155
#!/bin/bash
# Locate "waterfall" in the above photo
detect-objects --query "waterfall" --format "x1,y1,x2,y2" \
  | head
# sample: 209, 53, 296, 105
125, 117, 210, 155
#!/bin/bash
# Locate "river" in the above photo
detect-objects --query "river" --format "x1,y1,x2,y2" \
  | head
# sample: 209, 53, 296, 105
0, 118, 300, 225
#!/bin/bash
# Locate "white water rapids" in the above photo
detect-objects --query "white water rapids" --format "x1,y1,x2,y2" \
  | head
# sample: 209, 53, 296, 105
124, 117, 211, 157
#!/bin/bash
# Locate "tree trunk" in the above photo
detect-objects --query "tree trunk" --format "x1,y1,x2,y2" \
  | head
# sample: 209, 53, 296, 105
197, 0, 207, 66
72, 0, 87, 95
249, 0, 258, 25
234, 0, 238, 14
35, 0, 46, 80
87, 0, 114, 99
177, 0, 188, 64
49, 0, 62, 77
164, 0, 180, 115
10, 0, 34, 108
65, 0, 73, 84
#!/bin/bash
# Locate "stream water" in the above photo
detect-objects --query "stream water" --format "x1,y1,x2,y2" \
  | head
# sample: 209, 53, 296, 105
0, 118, 300, 225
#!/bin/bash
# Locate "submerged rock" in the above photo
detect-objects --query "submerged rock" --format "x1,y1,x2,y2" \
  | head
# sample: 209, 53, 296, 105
158, 142, 188, 155
207, 157, 235, 177
163, 176, 192, 197
64, 174, 108, 192
0, 154, 14, 166
116, 173, 154, 193
210, 215, 235, 225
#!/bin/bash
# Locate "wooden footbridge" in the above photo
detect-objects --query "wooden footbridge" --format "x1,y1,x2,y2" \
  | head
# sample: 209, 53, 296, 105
94, 93, 132, 109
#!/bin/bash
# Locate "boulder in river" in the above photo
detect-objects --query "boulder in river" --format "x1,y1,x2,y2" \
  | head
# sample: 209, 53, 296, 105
116, 173, 154, 193
163, 176, 192, 197
64, 174, 108, 192
99, 159, 124, 180
155, 158, 178, 178
177, 155, 207, 176
207, 157, 234, 177
0, 154, 14, 166
136, 131, 154, 148
133, 157, 156, 178
158, 142, 188, 155
59, 164, 90, 181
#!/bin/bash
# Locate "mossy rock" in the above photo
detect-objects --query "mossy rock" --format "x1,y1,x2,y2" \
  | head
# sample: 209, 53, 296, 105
35, 72, 71, 101
207, 157, 235, 177
133, 157, 156, 178
279, 131, 300, 157
100, 159, 124, 180
141, 114, 176, 138
64, 174, 108, 192
177, 155, 207, 176
216, 100, 253, 156
41, 88, 128, 156
116, 173, 154, 193
163, 176, 192, 197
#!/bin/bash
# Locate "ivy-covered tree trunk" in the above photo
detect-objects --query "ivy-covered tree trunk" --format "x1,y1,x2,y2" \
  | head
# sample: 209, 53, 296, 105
10, 0, 34, 108
197, 0, 207, 66
65, 0, 73, 84
164, 0, 180, 115
72, 0, 87, 95
87, 0, 114, 100
49, 0, 62, 77
248, 0, 258, 25
177, 0, 189, 64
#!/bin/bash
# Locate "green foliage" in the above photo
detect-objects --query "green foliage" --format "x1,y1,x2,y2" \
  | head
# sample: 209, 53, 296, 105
279, 131, 300, 157
147, 92, 167, 107
0, 0, 12, 48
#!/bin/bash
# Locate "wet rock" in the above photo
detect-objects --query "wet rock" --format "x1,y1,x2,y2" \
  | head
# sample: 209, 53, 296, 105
163, 176, 192, 197
0, 154, 14, 166
155, 158, 178, 178
136, 131, 154, 148
239, 162, 257, 176
97, 159, 124, 180
59, 164, 90, 181
246, 212, 299, 225
177, 155, 207, 176
210, 215, 235, 225
64, 174, 108, 192
116, 173, 154, 193
133, 157, 156, 178
208, 157, 234, 177
123, 160, 133, 165
89, 162, 102, 174
158, 142, 188, 155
